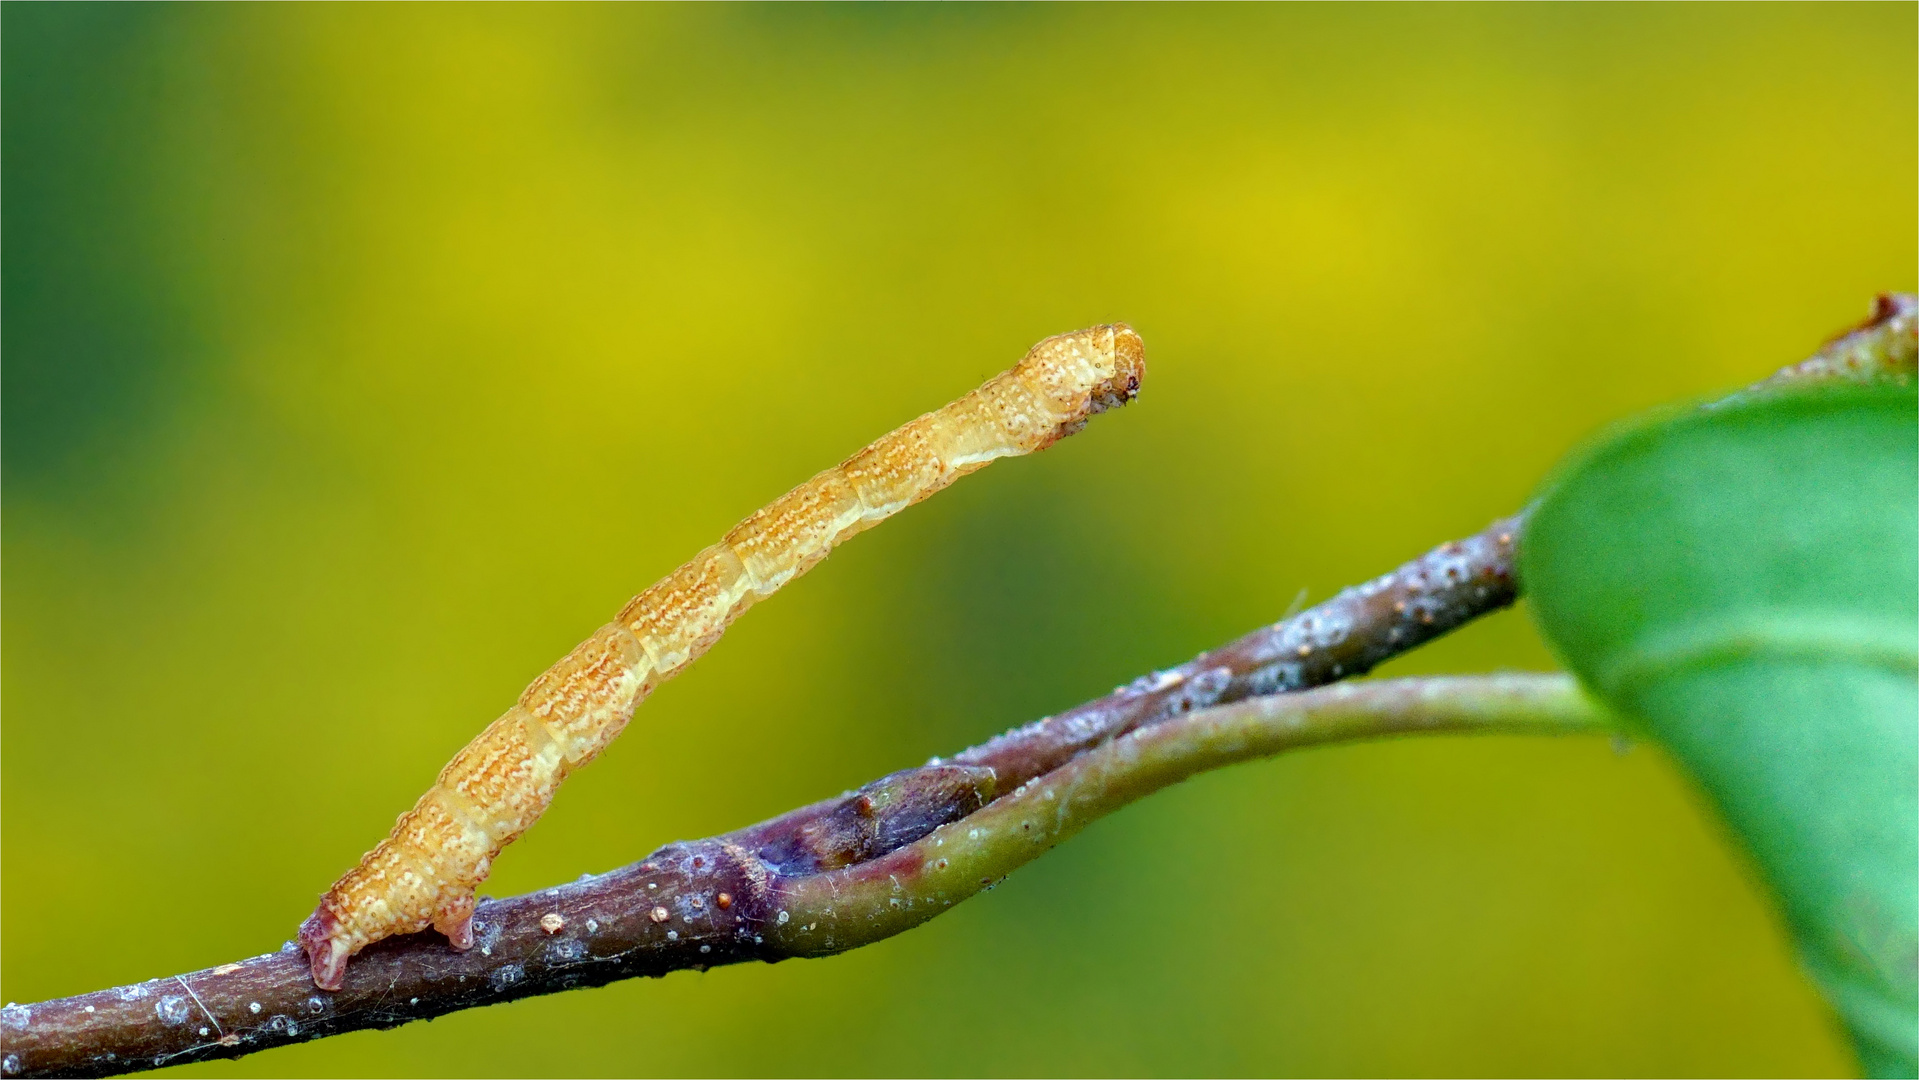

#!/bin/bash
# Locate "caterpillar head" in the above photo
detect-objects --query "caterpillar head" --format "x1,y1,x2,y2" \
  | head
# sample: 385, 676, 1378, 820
1014, 323, 1147, 440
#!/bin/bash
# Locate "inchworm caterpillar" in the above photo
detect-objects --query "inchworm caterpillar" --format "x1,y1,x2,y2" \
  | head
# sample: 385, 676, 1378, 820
298, 325, 1146, 989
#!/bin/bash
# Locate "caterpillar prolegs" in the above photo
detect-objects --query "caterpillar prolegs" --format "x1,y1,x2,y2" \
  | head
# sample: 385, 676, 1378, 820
298, 325, 1147, 989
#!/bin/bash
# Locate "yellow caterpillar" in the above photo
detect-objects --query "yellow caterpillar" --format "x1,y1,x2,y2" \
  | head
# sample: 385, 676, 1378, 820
299, 325, 1147, 989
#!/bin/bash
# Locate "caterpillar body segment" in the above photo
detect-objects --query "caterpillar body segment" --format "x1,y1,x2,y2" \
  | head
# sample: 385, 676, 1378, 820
300, 324, 1146, 990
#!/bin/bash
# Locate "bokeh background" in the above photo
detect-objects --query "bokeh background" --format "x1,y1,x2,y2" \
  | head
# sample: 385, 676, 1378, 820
4, 4, 1913, 1076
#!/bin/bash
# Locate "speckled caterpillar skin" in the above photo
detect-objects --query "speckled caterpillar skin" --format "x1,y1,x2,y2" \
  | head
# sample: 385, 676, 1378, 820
298, 325, 1146, 989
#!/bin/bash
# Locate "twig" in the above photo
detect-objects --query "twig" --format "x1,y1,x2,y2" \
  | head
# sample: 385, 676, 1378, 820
1730, 292, 1916, 402
769, 675, 1604, 957
0, 677, 1604, 1079
3, 294, 1911, 1078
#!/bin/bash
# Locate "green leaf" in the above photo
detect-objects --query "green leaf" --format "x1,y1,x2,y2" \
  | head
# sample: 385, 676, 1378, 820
1522, 385, 1918, 1077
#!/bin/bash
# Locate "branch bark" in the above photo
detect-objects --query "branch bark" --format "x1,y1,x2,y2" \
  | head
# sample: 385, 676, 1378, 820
0, 506, 1535, 1078
3, 294, 1911, 1079
1, 677, 1604, 1079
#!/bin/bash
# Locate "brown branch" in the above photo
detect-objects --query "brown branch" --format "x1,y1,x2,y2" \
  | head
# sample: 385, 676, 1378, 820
0, 516, 1528, 1080
0, 677, 1593, 1080
3, 294, 1911, 1079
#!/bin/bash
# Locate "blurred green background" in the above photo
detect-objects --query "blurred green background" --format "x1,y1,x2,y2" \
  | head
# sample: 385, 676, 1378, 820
3, 4, 1912, 1076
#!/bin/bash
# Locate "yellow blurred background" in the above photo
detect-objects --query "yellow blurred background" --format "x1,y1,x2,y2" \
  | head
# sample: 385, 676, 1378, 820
3, 4, 1912, 1075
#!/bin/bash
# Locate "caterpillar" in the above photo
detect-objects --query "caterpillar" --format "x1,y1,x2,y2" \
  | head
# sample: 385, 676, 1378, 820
298, 324, 1147, 989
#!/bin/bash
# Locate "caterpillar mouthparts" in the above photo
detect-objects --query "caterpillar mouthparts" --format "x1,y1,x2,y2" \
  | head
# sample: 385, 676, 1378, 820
301, 324, 1146, 990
